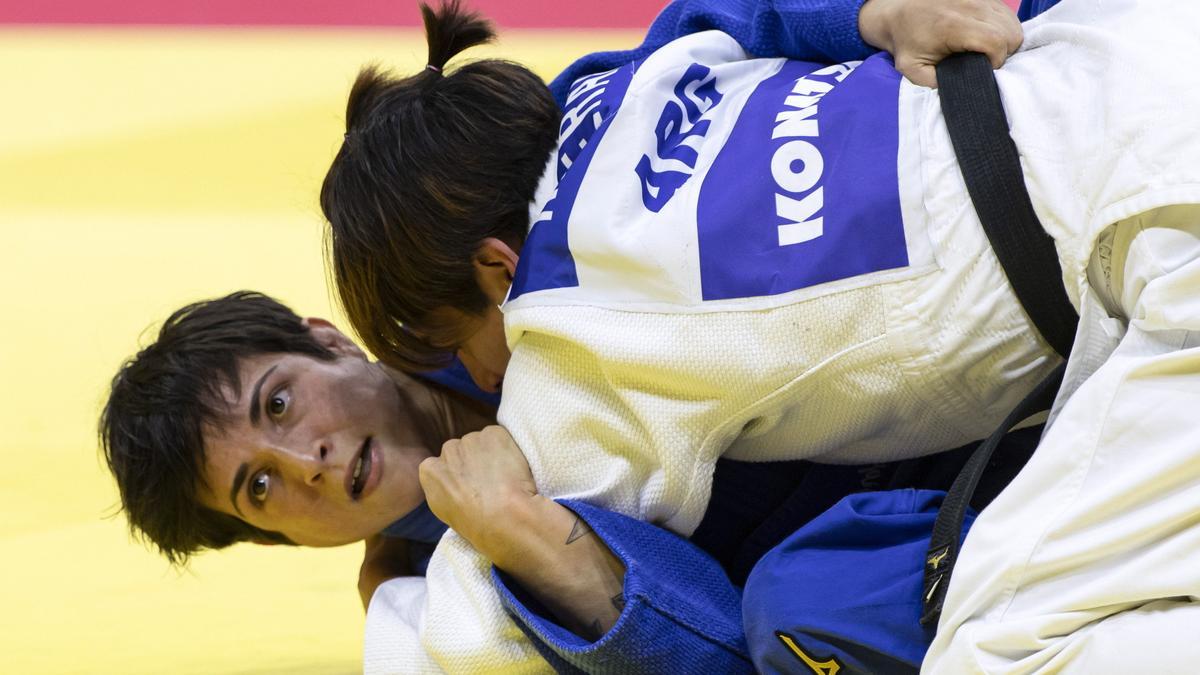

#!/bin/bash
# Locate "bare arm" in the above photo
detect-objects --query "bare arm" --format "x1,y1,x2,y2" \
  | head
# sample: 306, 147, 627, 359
419, 426, 626, 639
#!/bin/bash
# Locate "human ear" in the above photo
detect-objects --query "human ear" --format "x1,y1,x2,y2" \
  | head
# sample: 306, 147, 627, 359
302, 317, 366, 359
473, 238, 520, 305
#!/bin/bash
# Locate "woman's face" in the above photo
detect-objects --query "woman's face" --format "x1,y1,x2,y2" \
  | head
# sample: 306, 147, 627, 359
197, 336, 435, 547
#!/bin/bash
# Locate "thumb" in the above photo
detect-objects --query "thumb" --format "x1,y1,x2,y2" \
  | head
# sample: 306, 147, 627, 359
904, 61, 938, 88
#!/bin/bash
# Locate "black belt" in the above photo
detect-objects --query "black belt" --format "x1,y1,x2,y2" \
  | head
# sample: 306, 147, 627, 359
919, 52, 1079, 625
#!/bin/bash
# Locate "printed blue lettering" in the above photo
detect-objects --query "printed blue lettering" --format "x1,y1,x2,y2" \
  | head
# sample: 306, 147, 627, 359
510, 61, 638, 301
637, 64, 723, 212
675, 63, 724, 123
635, 155, 691, 213
558, 69, 617, 180
655, 99, 709, 167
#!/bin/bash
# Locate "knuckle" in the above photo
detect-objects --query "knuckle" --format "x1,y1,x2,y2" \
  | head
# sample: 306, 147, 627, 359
481, 425, 508, 443
1008, 26, 1024, 50
418, 455, 439, 477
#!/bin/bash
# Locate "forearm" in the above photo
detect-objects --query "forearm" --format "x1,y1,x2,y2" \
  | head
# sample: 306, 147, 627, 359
494, 499, 753, 673
419, 427, 748, 670
483, 496, 626, 640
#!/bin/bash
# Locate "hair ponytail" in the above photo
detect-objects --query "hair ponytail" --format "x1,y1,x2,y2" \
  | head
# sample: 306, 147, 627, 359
420, 0, 494, 72
322, 1, 561, 373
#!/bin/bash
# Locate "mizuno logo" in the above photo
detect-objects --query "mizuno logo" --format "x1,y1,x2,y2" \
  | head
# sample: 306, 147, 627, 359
925, 576, 942, 603
927, 547, 949, 570
776, 632, 843, 675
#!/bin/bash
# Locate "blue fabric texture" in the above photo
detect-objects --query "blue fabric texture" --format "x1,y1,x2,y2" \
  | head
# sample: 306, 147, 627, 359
416, 358, 502, 407
380, 501, 448, 544
1018, 0, 1063, 22
492, 499, 753, 675
743, 489, 975, 675
547, 0, 872, 108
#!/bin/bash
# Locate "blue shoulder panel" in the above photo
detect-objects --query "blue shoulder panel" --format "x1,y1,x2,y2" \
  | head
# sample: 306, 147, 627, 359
510, 62, 638, 301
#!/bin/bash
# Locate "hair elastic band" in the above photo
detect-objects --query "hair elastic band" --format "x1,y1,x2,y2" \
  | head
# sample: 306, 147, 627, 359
425, 64, 442, 73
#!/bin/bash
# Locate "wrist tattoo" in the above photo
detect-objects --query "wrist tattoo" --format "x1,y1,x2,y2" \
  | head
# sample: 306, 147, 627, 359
611, 592, 626, 612
565, 515, 594, 545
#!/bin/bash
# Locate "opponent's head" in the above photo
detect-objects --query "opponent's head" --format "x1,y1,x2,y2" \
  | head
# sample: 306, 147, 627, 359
101, 292, 435, 563
321, 0, 559, 390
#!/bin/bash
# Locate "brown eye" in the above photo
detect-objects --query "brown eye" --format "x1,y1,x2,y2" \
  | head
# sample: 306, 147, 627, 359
267, 389, 289, 417
249, 473, 270, 502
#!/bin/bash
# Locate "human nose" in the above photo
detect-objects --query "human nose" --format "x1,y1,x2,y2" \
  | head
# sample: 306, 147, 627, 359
270, 441, 329, 486
457, 349, 497, 393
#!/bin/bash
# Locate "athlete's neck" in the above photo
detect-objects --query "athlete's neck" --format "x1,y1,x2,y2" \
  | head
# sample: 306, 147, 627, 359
384, 365, 496, 455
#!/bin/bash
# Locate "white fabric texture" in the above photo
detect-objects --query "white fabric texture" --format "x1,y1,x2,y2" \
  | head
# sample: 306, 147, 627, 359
921, 1, 1200, 672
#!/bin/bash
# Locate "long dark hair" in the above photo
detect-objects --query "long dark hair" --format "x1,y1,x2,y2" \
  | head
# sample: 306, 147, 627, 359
322, 0, 560, 372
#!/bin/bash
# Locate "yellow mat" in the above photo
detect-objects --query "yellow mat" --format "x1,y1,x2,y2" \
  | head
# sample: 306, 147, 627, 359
0, 26, 638, 674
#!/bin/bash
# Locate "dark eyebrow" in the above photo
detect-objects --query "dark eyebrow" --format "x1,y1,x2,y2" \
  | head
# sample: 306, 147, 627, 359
248, 365, 278, 427
229, 462, 249, 519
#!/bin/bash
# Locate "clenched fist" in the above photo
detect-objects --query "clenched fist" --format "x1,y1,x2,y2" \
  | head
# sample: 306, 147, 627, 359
419, 425, 540, 566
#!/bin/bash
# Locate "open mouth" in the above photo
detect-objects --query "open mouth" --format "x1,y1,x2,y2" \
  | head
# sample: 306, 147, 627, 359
350, 437, 373, 499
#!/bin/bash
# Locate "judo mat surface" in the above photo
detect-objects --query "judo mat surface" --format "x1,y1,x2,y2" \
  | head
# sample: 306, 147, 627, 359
0, 22, 638, 675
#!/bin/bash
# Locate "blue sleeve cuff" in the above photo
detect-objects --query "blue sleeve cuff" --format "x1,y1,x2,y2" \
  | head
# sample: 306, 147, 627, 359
492, 499, 752, 674
550, 0, 874, 108
728, 0, 872, 61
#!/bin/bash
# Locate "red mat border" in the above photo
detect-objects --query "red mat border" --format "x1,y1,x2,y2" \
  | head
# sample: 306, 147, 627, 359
0, 0, 663, 28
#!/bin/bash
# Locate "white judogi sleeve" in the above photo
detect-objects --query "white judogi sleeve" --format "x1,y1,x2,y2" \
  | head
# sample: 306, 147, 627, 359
364, 534, 551, 674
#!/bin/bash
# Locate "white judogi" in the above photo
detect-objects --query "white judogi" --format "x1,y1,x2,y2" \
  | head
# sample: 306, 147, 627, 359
366, 2, 1200, 671
922, 1, 1200, 672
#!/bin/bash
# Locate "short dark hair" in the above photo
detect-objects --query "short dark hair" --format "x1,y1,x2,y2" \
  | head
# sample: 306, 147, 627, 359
100, 291, 334, 564
321, 0, 560, 372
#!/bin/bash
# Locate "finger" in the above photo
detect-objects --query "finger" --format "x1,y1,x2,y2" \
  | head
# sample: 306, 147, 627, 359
910, 63, 938, 88
418, 455, 441, 490
480, 424, 508, 443
895, 54, 938, 88
418, 457, 453, 519
439, 437, 461, 462
947, 20, 1015, 69
981, 1, 1024, 55
1004, 16, 1024, 56
457, 430, 481, 454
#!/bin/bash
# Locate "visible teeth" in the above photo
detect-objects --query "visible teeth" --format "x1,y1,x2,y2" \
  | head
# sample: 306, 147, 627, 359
353, 456, 363, 480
